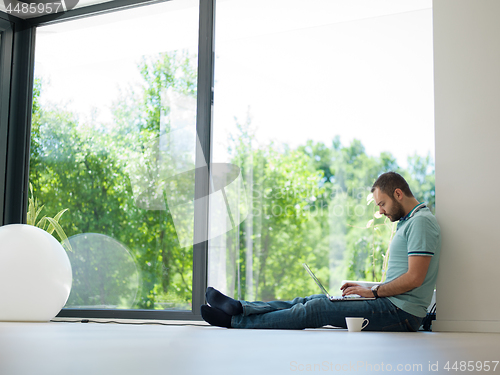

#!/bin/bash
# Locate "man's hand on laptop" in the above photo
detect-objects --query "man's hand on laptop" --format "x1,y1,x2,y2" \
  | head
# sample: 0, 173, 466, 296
340, 282, 373, 298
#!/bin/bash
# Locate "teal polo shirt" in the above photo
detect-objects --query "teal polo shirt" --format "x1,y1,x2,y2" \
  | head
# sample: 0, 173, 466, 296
386, 203, 441, 317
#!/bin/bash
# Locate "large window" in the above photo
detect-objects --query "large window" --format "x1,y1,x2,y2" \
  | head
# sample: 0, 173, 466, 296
27, 0, 435, 317
208, 0, 435, 301
31, 0, 200, 311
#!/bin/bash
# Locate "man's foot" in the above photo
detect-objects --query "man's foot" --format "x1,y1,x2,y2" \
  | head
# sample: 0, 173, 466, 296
205, 287, 243, 316
200, 305, 232, 328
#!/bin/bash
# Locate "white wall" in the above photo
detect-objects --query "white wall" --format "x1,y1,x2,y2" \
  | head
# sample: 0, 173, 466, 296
433, 0, 500, 332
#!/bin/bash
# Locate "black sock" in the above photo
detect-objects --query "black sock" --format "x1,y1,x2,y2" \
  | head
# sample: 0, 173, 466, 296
205, 287, 243, 316
200, 305, 232, 328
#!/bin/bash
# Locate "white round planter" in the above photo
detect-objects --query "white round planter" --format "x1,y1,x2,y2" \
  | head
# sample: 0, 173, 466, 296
0, 224, 72, 322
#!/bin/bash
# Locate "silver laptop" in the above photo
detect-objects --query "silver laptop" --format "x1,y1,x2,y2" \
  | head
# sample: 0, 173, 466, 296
303, 263, 375, 301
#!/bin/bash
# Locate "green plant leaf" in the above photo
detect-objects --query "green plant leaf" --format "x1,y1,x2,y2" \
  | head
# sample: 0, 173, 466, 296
33, 204, 45, 225
36, 216, 48, 230
45, 210, 68, 235
27, 184, 36, 225
27, 200, 36, 226
53, 208, 69, 222
45, 217, 73, 252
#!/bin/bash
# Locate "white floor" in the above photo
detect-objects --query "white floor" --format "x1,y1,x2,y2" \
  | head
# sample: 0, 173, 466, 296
1, 320, 499, 375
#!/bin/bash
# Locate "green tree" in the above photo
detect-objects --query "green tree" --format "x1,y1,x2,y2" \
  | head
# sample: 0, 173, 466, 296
222, 132, 436, 300
223, 120, 326, 301
30, 51, 436, 307
30, 51, 198, 310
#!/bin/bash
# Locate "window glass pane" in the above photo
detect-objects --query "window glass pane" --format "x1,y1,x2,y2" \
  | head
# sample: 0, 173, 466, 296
209, 0, 435, 301
30, 0, 200, 310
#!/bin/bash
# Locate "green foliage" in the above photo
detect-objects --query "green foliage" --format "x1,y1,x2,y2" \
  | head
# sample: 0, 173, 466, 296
30, 51, 196, 310
27, 183, 72, 253
223, 123, 435, 301
30, 50, 436, 307
365, 192, 397, 283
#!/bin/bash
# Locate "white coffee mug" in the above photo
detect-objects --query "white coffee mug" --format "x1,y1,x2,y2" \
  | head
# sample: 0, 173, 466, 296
345, 317, 369, 332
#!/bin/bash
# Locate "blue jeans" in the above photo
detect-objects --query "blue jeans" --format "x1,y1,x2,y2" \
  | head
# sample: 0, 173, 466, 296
231, 294, 422, 331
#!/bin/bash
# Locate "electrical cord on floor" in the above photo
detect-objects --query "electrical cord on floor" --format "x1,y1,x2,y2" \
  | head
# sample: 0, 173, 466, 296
50, 319, 342, 329
50, 319, 211, 327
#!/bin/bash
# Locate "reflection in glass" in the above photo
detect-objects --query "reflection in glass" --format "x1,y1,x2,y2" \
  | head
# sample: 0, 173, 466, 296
66, 233, 139, 309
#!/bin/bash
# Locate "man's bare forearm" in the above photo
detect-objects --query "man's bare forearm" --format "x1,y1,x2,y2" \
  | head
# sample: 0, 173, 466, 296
341, 256, 431, 298
341, 273, 419, 298
377, 272, 421, 298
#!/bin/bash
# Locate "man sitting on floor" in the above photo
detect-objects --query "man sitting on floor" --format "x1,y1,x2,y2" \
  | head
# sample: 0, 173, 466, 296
201, 172, 441, 331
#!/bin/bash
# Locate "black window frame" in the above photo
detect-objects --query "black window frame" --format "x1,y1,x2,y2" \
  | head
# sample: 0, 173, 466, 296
1, 13, 36, 228
0, 15, 14, 227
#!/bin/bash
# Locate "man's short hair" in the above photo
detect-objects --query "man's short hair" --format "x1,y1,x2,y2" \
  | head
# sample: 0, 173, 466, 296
371, 172, 414, 198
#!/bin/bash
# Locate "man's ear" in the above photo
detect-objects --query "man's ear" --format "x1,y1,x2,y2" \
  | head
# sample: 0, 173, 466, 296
393, 188, 404, 201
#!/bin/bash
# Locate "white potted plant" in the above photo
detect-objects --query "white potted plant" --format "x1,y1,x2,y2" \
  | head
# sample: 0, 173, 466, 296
0, 185, 72, 322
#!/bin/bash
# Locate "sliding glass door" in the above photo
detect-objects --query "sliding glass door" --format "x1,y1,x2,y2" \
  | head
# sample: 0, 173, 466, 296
30, 0, 202, 314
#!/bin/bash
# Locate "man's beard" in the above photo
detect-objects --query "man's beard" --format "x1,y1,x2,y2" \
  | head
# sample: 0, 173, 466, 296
386, 199, 406, 222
